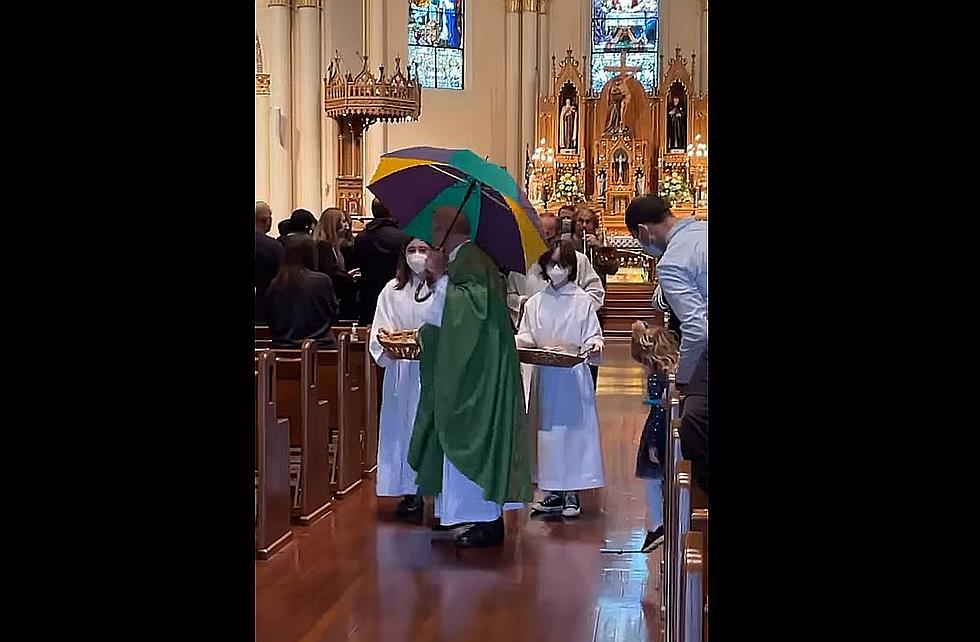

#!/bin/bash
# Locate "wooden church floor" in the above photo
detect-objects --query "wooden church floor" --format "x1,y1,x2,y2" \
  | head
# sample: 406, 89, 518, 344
256, 340, 662, 642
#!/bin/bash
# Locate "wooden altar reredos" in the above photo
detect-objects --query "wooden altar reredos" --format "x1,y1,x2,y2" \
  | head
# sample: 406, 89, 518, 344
532, 47, 708, 235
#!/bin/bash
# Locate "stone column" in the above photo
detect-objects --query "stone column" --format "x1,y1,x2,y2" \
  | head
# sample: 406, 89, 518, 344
521, 6, 538, 183
294, 0, 322, 214
321, 0, 337, 207
505, 1, 522, 180
537, 0, 550, 97
362, 0, 388, 212
255, 36, 271, 202
267, 0, 293, 225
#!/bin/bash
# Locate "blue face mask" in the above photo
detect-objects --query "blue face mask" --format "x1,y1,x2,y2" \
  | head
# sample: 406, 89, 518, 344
643, 242, 664, 258
637, 225, 666, 258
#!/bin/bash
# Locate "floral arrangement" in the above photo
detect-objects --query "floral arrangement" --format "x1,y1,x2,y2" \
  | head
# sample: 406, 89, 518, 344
556, 172, 584, 203
658, 172, 693, 206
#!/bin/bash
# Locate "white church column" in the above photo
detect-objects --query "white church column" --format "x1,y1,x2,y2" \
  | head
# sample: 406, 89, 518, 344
295, 0, 323, 214
321, 1, 337, 208
256, 33, 271, 203
505, 1, 522, 179
267, 0, 293, 224
362, 0, 388, 211
520, 5, 538, 183
537, 1, 551, 96
256, 72, 271, 202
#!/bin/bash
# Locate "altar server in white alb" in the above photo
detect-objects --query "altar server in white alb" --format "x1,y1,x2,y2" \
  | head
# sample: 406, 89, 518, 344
369, 238, 434, 521
506, 211, 604, 405
517, 240, 605, 518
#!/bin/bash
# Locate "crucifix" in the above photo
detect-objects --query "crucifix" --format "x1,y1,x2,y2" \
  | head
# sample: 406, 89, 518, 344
602, 52, 641, 134
603, 51, 642, 82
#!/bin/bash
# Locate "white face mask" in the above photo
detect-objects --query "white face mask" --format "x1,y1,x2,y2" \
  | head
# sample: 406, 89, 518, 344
548, 265, 569, 287
406, 252, 428, 275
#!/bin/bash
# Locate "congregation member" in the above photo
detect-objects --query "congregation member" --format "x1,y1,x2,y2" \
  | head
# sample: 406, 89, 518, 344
255, 201, 283, 324
265, 235, 339, 348
369, 238, 435, 521
276, 208, 318, 244
409, 207, 530, 548
313, 208, 359, 321
353, 199, 410, 324
680, 349, 708, 495
518, 240, 605, 519
626, 195, 707, 388
630, 319, 680, 552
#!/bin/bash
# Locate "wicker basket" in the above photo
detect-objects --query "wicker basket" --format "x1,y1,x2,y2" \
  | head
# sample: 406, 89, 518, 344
518, 348, 586, 368
378, 328, 422, 360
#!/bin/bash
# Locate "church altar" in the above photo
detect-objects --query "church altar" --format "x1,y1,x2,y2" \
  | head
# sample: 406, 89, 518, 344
526, 47, 708, 241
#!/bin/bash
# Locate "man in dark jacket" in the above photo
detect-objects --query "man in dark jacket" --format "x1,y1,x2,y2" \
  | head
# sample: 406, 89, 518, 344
353, 199, 410, 323
680, 349, 708, 494
255, 201, 284, 324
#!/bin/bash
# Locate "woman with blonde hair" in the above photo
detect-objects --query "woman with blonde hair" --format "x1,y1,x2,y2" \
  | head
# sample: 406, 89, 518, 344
314, 208, 358, 321
630, 319, 679, 552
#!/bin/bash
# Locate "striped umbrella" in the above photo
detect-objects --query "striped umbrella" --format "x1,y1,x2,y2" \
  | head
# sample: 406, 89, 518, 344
367, 146, 547, 274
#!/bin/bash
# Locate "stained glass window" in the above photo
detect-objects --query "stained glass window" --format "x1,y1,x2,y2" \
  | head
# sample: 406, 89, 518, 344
591, 0, 659, 94
408, 0, 464, 90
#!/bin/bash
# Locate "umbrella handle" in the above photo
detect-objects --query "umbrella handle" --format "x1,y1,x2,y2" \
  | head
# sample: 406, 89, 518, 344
436, 179, 479, 251
418, 179, 478, 304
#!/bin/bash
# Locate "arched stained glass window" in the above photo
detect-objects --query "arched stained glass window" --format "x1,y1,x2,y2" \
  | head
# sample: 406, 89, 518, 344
407, 0, 464, 90
590, 0, 659, 94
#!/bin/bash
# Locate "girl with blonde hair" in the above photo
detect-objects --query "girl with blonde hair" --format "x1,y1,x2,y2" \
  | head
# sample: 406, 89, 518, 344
630, 319, 679, 552
313, 208, 358, 321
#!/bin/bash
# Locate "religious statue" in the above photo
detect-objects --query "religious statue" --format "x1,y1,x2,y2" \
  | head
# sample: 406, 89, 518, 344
598, 170, 607, 198
613, 149, 629, 185
439, 0, 461, 49
559, 99, 578, 151
668, 95, 687, 151
635, 169, 644, 196
603, 80, 631, 134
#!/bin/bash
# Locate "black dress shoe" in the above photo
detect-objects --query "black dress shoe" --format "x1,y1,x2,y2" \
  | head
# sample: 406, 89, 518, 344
455, 516, 504, 548
395, 494, 424, 521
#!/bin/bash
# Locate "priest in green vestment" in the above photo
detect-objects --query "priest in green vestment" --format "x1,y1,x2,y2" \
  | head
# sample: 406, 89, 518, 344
408, 207, 532, 547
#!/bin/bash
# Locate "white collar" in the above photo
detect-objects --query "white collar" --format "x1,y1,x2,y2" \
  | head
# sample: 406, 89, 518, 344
448, 240, 470, 263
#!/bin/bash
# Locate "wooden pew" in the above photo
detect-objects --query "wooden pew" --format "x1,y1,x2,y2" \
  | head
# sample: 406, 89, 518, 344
255, 351, 293, 559
668, 460, 694, 642
680, 530, 706, 642
255, 325, 271, 341
332, 325, 380, 475
312, 333, 364, 496
662, 386, 683, 634
261, 341, 333, 524
255, 332, 376, 496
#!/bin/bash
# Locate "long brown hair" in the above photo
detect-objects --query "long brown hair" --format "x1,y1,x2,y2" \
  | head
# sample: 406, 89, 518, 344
272, 235, 317, 289
393, 238, 431, 290
313, 208, 345, 248
630, 320, 679, 375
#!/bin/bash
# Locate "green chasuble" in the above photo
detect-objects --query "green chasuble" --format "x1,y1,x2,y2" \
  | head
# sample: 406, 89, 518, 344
408, 243, 532, 504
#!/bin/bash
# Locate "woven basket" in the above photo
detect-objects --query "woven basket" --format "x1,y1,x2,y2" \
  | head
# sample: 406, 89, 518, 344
378, 328, 421, 360
518, 348, 586, 368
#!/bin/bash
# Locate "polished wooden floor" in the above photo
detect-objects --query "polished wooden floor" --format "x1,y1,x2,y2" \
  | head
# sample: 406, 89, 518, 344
256, 341, 661, 642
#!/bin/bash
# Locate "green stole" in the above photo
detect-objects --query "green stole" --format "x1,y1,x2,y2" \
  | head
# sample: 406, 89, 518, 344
408, 243, 532, 504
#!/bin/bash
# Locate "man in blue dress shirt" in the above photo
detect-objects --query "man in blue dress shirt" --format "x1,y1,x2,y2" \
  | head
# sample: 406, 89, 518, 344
625, 195, 707, 388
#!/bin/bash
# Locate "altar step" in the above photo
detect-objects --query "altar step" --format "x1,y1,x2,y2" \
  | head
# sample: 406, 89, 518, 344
600, 283, 662, 338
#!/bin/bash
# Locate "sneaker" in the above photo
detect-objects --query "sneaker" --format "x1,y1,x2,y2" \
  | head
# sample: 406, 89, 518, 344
641, 526, 665, 552
530, 492, 565, 514
562, 492, 581, 518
